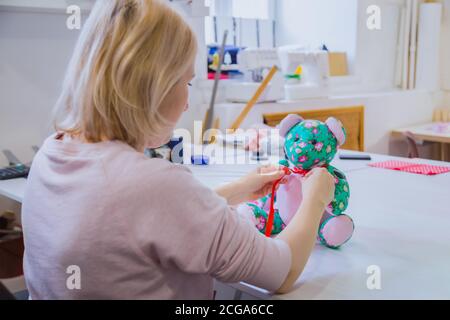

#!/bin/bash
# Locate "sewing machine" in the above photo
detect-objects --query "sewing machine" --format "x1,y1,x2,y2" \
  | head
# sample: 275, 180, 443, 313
278, 46, 330, 101
225, 46, 330, 102
225, 48, 284, 103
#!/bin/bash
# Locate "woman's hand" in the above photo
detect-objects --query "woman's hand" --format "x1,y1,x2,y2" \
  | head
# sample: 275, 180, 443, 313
301, 167, 335, 208
215, 165, 287, 205
275, 167, 335, 294
238, 165, 287, 202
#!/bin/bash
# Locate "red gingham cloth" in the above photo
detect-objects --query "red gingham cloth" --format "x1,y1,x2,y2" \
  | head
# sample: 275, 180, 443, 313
368, 160, 450, 176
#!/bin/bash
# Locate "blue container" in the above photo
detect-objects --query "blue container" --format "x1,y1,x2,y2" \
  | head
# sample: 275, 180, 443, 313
191, 155, 209, 166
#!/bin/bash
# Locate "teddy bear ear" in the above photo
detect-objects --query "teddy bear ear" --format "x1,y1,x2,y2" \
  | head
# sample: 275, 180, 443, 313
325, 117, 346, 146
278, 114, 304, 137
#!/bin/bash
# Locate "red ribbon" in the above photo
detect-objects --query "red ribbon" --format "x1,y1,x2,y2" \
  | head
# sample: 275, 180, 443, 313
264, 166, 316, 237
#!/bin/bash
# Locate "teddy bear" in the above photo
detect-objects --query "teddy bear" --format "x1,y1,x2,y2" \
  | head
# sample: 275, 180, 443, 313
241, 114, 354, 249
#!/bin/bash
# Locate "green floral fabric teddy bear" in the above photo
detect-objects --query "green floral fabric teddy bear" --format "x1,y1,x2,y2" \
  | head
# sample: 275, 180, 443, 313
242, 114, 354, 249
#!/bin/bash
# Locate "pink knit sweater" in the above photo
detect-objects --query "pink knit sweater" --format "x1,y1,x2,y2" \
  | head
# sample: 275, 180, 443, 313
22, 133, 291, 299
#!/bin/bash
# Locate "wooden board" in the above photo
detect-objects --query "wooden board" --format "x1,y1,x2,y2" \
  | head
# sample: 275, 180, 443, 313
263, 106, 365, 151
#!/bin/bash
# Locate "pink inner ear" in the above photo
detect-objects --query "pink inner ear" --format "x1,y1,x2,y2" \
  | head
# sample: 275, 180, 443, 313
325, 118, 346, 146
279, 114, 304, 137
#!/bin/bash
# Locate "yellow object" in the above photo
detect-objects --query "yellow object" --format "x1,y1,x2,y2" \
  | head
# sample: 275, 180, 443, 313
433, 107, 450, 122
211, 52, 220, 69
294, 65, 303, 76
201, 109, 221, 144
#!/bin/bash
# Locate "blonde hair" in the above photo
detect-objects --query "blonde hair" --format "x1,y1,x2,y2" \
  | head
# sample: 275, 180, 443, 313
54, 0, 197, 150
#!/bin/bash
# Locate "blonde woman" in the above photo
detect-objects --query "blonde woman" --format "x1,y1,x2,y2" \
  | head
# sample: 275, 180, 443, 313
22, 0, 335, 299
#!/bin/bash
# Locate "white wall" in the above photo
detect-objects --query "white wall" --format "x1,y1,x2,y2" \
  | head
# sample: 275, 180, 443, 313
445, 92, 450, 106
0, 10, 80, 167
354, 0, 403, 91
441, 0, 450, 91
0, 2, 208, 167
276, 0, 358, 74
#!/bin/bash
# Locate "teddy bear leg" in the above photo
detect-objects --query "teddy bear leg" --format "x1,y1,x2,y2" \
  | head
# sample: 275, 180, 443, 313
244, 203, 286, 236
318, 213, 354, 249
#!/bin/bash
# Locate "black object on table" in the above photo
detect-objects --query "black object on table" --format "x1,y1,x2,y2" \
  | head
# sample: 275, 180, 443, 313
0, 164, 30, 180
339, 153, 372, 160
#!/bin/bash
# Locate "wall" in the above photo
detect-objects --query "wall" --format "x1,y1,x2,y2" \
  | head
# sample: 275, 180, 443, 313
276, 0, 358, 74
442, 0, 450, 91
354, 0, 404, 91
0, 1, 207, 167
0, 9, 80, 167
445, 91, 450, 106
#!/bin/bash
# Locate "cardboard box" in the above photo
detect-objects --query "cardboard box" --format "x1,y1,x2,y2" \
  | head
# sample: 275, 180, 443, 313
328, 52, 348, 76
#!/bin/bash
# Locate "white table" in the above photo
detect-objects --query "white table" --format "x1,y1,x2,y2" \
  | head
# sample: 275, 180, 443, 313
188, 149, 450, 299
270, 164, 450, 299
2, 148, 450, 299
0, 178, 26, 203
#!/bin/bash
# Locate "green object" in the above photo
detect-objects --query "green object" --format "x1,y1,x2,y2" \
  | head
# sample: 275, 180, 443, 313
278, 159, 289, 167
247, 203, 285, 235
327, 166, 350, 215
284, 120, 339, 170
285, 74, 301, 80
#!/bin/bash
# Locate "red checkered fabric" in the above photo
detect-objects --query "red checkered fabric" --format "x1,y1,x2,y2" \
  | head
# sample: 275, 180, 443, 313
369, 160, 450, 176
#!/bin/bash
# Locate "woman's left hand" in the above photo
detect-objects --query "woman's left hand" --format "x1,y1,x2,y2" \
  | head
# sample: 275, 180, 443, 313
216, 165, 287, 205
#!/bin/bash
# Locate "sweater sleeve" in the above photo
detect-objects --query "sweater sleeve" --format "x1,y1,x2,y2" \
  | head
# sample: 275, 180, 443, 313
140, 164, 292, 293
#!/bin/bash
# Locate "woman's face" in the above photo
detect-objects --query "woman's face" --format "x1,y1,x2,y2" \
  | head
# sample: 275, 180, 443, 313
147, 63, 195, 148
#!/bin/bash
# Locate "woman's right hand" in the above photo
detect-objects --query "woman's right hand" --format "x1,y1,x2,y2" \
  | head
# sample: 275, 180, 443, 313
302, 167, 335, 209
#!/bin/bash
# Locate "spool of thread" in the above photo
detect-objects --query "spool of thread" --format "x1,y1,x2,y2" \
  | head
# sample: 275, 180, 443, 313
191, 155, 210, 166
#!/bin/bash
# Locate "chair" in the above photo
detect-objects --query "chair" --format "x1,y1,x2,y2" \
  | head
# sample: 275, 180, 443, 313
263, 106, 365, 151
403, 131, 420, 158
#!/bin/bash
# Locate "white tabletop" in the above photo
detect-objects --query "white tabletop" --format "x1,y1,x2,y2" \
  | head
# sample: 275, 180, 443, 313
181, 146, 450, 299
230, 155, 450, 300
0, 177, 27, 203
273, 166, 450, 299
2, 147, 450, 299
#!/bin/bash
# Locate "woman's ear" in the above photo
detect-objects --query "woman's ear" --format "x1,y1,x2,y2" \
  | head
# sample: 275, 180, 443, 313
325, 117, 346, 146
278, 114, 304, 137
